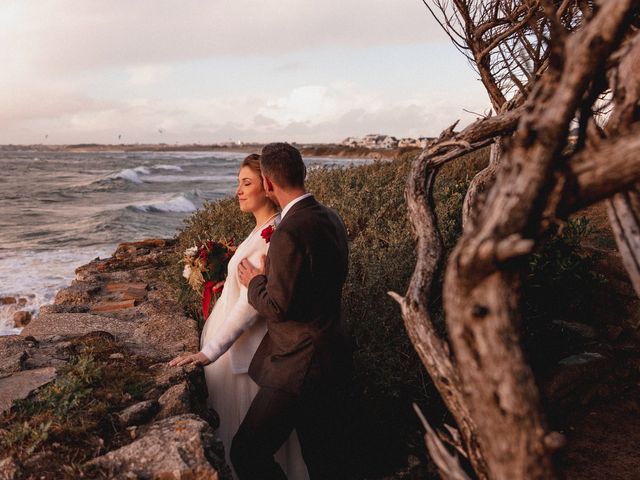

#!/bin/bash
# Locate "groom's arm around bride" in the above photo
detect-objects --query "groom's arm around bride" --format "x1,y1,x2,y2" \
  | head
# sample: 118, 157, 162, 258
236, 143, 352, 480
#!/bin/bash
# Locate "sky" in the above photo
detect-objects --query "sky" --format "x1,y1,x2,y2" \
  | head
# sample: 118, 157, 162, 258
0, 0, 490, 144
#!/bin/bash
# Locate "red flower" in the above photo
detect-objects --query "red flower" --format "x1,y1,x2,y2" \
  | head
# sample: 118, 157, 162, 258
261, 225, 275, 243
199, 247, 207, 260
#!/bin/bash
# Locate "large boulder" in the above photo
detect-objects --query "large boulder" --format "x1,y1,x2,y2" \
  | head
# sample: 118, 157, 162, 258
12, 311, 32, 328
156, 382, 191, 420
0, 337, 28, 377
0, 367, 57, 414
543, 352, 613, 406
88, 414, 231, 480
54, 282, 101, 306
115, 400, 160, 427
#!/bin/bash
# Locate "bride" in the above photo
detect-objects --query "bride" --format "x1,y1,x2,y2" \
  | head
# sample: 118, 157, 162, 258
169, 154, 309, 480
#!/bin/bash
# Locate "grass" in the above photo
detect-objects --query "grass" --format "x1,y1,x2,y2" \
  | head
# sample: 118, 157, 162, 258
0, 334, 156, 479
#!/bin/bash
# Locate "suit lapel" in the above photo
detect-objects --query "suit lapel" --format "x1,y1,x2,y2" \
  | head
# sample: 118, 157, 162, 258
264, 196, 316, 275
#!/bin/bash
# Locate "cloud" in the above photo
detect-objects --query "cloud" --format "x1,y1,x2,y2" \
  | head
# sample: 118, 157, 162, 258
0, 77, 489, 144
127, 65, 172, 87
0, 2, 486, 144
0, 0, 444, 73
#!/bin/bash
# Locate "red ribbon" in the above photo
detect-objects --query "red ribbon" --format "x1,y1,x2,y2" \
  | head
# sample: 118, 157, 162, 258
202, 281, 224, 318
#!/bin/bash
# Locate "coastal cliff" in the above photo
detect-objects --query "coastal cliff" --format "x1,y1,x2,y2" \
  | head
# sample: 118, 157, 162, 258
0, 240, 232, 479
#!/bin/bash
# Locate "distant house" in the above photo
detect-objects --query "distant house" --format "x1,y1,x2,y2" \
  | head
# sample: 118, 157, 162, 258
340, 134, 404, 149
418, 137, 433, 148
380, 136, 399, 149
341, 137, 360, 148
399, 138, 420, 148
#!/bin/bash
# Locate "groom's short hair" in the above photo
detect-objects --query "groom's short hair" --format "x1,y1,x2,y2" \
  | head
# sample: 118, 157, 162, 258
260, 143, 306, 189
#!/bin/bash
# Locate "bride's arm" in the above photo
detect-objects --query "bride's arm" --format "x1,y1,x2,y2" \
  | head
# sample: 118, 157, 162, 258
199, 286, 257, 363
169, 291, 257, 368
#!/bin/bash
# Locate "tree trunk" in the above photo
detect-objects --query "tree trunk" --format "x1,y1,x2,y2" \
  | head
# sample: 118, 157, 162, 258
608, 187, 640, 297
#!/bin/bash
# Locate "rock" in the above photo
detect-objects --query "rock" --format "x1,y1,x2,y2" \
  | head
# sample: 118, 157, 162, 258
0, 337, 29, 377
39, 304, 90, 314
116, 239, 168, 253
109, 352, 125, 360
0, 367, 57, 414
0, 296, 16, 305
90, 299, 137, 313
116, 400, 160, 427
552, 320, 597, 339
17, 298, 27, 307
12, 310, 32, 327
88, 414, 231, 480
0, 457, 21, 480
543, 353, 611, 405
605, 325, 624, 341
156, 382, 191, 420
105, 282, 148, 292
21, 312, 136, 341
54, 283, 100, 306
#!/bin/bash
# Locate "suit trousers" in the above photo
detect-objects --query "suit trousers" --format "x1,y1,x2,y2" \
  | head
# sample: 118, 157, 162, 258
230, 380, 349, 480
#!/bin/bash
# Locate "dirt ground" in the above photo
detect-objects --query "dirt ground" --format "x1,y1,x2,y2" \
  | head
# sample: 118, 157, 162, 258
561, 385, 640, 479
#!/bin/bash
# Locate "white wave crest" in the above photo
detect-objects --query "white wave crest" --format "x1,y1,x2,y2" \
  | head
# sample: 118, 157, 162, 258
135, 194, 198, 213
107, 166, 151, 183
0, 246, 114, 336
153, 164, 183, 171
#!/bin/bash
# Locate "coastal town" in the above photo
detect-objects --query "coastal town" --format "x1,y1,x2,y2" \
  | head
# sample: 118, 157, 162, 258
341, 134, 433, 149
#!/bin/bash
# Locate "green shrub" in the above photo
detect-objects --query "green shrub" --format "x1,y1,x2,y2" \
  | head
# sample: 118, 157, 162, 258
170, 146, 615, 476
170, 150, 489, 475
522, 217, 610, 370
0, 337, 155, 478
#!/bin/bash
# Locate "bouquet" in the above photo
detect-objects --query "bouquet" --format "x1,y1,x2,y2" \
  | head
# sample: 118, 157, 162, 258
182, 240, 236, 318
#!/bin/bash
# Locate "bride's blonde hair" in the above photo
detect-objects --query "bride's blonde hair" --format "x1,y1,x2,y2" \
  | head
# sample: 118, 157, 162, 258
241, 154, 278, 210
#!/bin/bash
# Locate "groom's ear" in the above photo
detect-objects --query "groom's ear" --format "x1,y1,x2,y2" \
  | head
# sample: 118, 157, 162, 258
262, 175, 274, 194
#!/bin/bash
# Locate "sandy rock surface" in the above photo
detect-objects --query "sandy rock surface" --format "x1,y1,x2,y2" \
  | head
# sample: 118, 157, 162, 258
1, 239, 229, 479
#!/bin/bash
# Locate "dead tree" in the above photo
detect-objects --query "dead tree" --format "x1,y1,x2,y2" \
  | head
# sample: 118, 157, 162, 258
391, 1, 640, 478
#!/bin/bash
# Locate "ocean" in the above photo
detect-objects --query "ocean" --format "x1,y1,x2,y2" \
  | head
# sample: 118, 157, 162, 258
0, 150, 369, 335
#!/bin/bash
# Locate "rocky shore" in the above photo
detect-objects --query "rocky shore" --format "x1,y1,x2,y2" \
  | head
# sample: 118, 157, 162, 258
0, 240, 232, 479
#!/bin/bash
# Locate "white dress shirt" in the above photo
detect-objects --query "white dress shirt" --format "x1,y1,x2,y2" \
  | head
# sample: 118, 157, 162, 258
280, 193, 313, 221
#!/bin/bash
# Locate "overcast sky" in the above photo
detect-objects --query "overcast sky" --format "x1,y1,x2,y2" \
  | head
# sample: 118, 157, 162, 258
1, 0, 489, 144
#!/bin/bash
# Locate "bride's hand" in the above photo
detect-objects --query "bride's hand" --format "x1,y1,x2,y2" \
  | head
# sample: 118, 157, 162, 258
168, 352, 211, 367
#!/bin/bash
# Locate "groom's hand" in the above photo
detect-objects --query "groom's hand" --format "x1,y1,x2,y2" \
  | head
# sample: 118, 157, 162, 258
238, 255, 266, 287
168, 352, 211, 367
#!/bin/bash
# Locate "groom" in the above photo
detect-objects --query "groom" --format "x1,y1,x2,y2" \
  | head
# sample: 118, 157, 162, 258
236, 143, 351, 479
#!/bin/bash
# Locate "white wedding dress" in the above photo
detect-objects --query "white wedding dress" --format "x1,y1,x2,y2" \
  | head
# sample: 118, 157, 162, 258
200, 215, 309, 480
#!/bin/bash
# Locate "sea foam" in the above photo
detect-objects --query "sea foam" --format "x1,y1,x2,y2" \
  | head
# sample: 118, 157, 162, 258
153, 164, 183, 171
134, 193, 198, 213
107, 166, 151, 184
0, 246, 114, 335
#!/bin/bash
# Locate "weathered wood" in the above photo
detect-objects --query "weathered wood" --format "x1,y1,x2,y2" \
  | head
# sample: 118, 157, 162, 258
390, 150, 488, 477
441, 3, 634, 479
414, 404, 471, 480
405, 2, 640, 479
462, 137, 504, 232
608, 188, 640, 297
560, 126, 640, 211
605, 32, 640, 299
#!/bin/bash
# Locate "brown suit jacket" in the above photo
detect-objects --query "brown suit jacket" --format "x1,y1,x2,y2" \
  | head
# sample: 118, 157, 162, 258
247, 195, 350, 394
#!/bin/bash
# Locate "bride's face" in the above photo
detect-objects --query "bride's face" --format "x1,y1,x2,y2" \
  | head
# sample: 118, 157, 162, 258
236, 166, 268, 213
